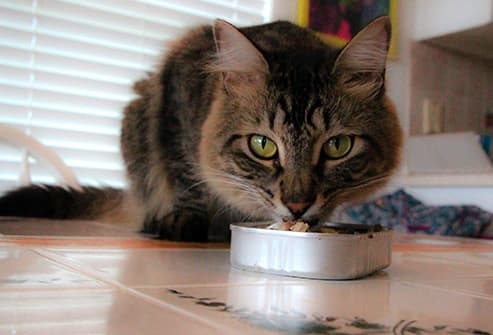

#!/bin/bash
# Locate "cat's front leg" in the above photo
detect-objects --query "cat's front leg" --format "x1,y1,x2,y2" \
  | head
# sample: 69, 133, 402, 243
141, 196, 210, 242
155, 209, 209, 242
136, 168, 211, 241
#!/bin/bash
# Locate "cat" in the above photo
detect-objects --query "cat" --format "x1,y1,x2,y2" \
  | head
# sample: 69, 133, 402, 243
0, 17, 402, 242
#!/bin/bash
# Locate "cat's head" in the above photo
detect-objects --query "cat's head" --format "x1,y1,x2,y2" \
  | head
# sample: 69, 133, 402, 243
199, 17, 402, 223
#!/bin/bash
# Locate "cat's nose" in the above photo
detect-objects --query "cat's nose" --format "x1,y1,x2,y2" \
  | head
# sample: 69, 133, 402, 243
285, 202, 312, 218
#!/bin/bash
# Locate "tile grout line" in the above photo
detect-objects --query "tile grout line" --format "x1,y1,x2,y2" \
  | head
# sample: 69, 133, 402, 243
400, 280, 493, 301
31, 247, 242, 335
129, 280, 307, 289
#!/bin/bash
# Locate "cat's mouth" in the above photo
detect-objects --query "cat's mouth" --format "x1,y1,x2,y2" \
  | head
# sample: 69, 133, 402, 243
305, 218, 320, 227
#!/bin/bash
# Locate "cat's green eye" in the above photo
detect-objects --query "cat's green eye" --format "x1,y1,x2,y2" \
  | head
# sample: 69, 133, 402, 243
324, 135, 353, 159
249, 135, 277, 159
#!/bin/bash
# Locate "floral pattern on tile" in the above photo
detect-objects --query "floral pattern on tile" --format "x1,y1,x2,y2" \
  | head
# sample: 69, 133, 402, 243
166, 289, 491, 335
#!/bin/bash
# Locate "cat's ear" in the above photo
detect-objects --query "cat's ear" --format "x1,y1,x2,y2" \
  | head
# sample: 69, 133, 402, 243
332, 16, 391, 100
211, 19, 269, 94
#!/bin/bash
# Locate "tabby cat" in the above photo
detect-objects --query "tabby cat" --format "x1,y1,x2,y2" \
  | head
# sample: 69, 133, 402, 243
0, 17, 402, 241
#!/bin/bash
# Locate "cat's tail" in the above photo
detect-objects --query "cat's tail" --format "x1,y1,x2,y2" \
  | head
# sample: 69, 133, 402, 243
0, 184, 140, 227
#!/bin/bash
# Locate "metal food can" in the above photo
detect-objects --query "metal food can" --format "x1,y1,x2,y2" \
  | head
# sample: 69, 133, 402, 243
230, 222, 392, 280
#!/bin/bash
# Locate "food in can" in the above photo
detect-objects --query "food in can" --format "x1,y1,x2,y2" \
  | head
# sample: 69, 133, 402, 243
265, 221, 383, 234
266, 221, 310, 232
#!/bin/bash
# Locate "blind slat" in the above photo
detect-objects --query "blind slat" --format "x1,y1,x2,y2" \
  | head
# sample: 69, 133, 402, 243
0, 26, 156, 70
45, 147, 123, 168
0, 155, 123, 172
138, 0, 265, 23
0, 65, 134, 101
0, 84, 128, 116
0, 46, 146, 83
0, 161, 126, 187
1, 6, 167, 54
0, 102, 121, 124
0, 143, 120, 167
30, 126, 120, 151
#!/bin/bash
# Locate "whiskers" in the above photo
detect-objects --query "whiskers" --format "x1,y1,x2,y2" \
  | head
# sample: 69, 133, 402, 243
346, 173, 391, 190
320, 173, 391, 215
183, 164, 274, 221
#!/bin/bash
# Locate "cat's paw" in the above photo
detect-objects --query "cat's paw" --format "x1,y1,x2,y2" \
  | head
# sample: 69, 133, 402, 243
153, 211, 209, 242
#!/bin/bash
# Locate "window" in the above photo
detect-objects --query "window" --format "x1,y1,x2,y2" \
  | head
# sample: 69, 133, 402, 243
0, 0, 272, 194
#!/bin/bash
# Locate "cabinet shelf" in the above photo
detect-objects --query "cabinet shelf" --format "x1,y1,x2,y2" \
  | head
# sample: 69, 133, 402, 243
396, 173, 493, 187
424, 23, 493, 60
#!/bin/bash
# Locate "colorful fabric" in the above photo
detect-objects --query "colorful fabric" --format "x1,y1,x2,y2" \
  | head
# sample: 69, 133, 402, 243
345, 189, 493, 238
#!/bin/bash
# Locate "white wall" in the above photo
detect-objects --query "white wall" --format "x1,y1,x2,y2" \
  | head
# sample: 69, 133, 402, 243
385, 0, 416, 137
413, 0, 493, 40
270, 0, 297, 21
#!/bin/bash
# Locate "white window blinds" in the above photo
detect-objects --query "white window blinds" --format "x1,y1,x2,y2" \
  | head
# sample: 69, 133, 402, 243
0, 0, 272, 194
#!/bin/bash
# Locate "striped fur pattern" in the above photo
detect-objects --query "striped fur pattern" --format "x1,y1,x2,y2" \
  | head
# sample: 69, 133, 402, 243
0, 17, 402, 241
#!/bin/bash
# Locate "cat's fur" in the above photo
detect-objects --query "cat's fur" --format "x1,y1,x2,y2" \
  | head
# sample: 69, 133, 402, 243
0, 17, 402, 241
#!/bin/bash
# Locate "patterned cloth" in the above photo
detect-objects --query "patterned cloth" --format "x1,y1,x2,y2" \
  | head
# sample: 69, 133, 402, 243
345, 189, 493, 238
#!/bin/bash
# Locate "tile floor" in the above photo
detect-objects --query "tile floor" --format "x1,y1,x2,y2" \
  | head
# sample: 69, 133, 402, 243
1, 218, 492, 334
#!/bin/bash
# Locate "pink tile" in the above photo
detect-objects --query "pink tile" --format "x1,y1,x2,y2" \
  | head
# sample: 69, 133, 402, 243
392, 282, 493, 331
0, 289, 223, 335
0, 248, 104, 289
385, 252, 493, 280
415, 251, 493, 266
43, 248, 301, 287
137, 282, 395, 335
137, 280, 493, 334
414, 277, 493, 299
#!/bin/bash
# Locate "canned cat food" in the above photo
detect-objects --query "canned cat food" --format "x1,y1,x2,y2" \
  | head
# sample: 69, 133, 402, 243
230, 222, 392, 280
